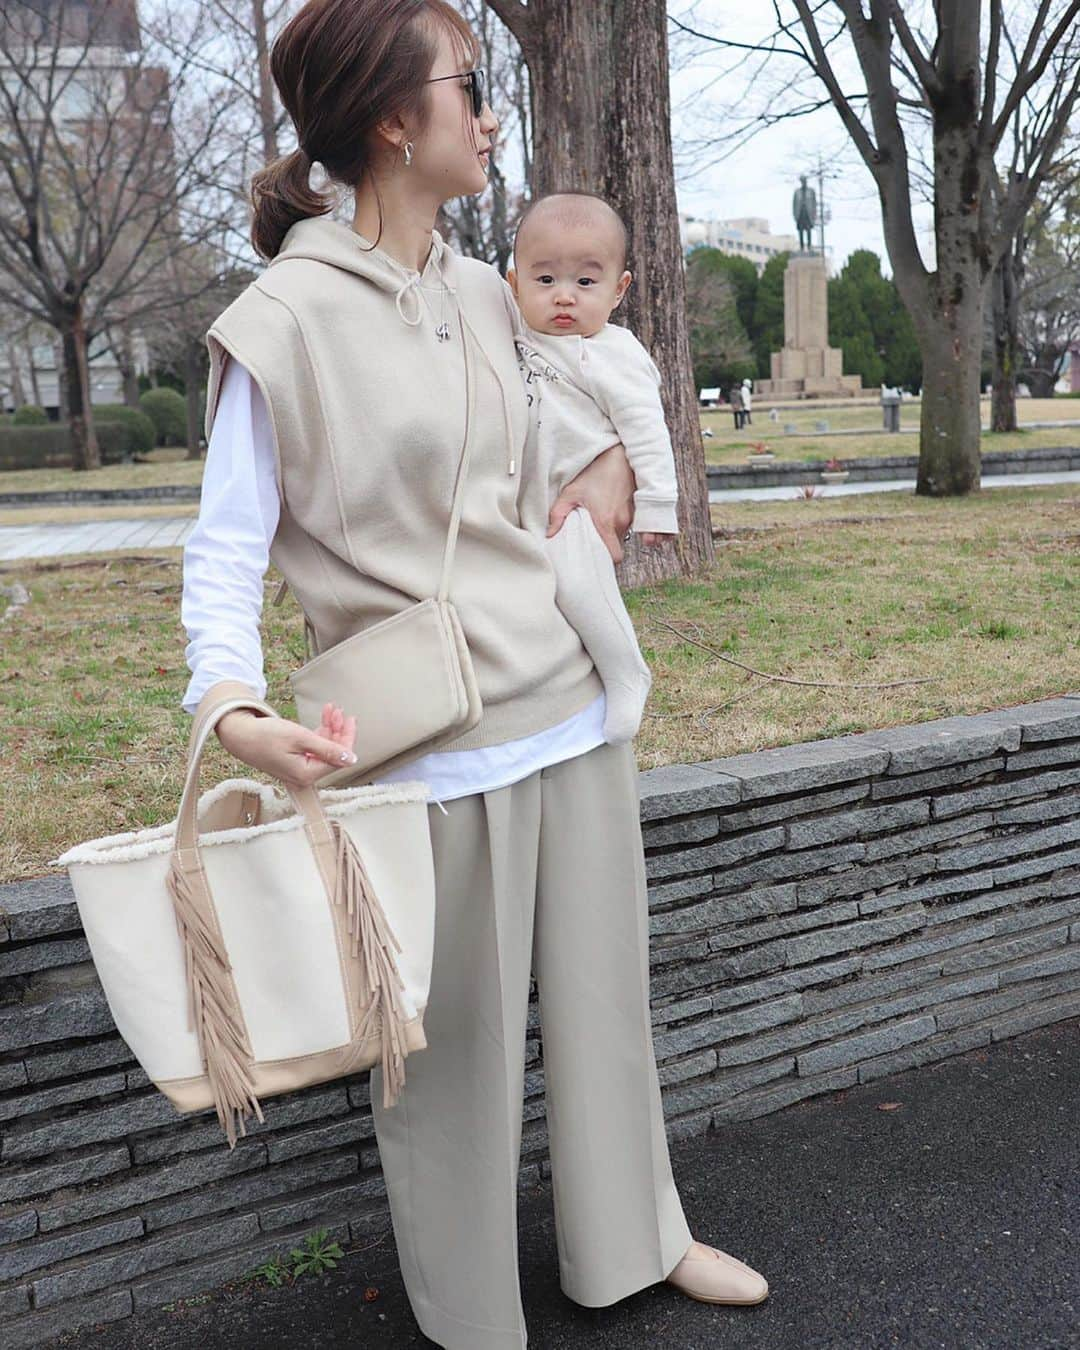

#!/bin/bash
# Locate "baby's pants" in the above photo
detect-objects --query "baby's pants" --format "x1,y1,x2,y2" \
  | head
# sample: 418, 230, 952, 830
543, 506, 652, 743
370, 738, 692, 1350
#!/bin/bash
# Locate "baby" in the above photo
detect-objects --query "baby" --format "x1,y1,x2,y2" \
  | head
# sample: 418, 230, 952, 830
506, 192, 679, 743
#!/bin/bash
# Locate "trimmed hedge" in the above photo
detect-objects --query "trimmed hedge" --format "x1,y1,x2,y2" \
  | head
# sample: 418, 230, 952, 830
12, 405, 49, 426
0, 422, 146, 471
92, 405, 157, 456
138, 388, 187, 446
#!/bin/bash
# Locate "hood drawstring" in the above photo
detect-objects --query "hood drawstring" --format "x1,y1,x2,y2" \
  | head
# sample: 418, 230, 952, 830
378, 242, 522, 480
394, 275, 424, 327
458, 305, 520, 477
394, 266, 455, 343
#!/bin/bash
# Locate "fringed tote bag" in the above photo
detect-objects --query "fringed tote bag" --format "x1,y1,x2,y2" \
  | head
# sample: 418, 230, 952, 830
52, 681, 437, 1148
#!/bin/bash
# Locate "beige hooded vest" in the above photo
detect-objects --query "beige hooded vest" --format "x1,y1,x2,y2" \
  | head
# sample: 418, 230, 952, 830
203, 215, 603, 752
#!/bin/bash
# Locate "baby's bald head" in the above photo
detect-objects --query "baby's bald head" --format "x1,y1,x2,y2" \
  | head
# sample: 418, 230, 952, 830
513, 192, 628, 274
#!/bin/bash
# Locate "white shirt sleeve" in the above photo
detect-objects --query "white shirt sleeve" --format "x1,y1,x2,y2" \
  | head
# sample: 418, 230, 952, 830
179, 356, 280, 715
579, 327, 679, 534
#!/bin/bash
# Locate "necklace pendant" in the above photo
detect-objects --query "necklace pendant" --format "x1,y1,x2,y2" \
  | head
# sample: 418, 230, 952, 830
435, 322, 451, 342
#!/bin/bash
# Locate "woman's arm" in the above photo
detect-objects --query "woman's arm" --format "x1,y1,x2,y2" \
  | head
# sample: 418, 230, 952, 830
547, 441, 665, 564
180, 356, 280, 710
181, 357, 355, 780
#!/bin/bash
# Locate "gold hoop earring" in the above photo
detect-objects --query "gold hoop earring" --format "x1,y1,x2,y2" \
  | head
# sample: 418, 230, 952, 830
403, 141, 414, 167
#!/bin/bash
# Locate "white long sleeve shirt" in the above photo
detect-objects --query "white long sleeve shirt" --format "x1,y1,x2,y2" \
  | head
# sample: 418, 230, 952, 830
180, 355, 607, 803
515, 321, 679, 534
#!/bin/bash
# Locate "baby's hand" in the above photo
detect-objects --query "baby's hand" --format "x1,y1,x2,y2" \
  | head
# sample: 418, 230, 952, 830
638, 532, 673, 549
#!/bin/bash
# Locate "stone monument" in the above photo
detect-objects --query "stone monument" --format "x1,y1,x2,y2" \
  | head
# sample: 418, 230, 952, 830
755, 176, 862, 400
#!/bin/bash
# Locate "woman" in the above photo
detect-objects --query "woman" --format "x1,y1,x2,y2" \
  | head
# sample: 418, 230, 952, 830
180, 2, 769, 1345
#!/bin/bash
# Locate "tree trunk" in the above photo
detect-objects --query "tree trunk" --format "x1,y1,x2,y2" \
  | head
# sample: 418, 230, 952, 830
505, 0, 712, 585
1025, 360, 1059, 398
53, 336, 68, 421
990, 242, 1019, 432
916, 41, 985, 497
184, 340, 203, 460
63, 304, 101, 471
917, 310, 983, 494
28, 344, 43, 408
111, 321, 143, 408
252, 0, 279, 163
6, 342, 26, 409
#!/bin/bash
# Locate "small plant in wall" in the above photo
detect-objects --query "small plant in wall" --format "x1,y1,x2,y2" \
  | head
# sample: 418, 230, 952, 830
820, 456, 850, 483
253, 1255, 291, 1288
289, 1228, 345, 1278
249, 1228, 345, 1289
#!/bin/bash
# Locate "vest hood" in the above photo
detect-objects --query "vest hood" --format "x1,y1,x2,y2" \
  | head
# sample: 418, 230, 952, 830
269, 214, 458, 333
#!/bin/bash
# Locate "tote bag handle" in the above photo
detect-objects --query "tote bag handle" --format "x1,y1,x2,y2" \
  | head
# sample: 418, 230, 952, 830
166, 682, 412, 1145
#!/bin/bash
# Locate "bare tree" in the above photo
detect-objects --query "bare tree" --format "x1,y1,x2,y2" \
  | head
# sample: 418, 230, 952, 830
990, 144, 1080, 428
437, 1, 528, 271
484, 0, 713, 585
0, 1, 251, 468
675, 2, 1080, 496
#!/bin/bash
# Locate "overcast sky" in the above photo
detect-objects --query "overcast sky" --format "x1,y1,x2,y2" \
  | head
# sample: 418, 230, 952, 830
666, 3, 937, 276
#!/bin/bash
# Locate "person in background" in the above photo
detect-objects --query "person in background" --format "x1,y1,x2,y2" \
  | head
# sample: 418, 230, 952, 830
741, 376, 753, 426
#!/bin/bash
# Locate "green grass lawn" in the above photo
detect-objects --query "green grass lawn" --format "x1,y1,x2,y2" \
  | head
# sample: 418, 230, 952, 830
2, 481, 1077, 881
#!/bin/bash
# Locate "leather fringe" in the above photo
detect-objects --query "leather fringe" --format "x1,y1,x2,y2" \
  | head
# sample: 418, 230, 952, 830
329, 818, 411, 1109
165, 852, 264, 1148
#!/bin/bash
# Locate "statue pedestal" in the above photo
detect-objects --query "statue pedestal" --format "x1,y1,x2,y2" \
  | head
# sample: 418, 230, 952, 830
756, 254, 863, 399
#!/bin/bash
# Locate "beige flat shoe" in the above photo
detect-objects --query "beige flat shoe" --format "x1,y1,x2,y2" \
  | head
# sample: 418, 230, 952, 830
665, 1239, 769, 1305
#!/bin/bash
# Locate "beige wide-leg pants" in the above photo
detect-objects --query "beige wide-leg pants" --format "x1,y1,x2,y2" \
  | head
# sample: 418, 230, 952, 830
371, 737, 693, 1350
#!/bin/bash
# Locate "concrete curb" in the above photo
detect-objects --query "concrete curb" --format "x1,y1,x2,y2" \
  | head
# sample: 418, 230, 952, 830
707, 443, 1080, 490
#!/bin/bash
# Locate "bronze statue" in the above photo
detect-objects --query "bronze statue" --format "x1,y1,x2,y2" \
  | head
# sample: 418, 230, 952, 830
793, 174, 817, 252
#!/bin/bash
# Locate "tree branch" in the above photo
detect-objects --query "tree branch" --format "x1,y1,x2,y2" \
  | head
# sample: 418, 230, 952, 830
791, 0, 879, 168
483, 0, 532, 52
990, 0, 1080, 149
886, 0, 941, 98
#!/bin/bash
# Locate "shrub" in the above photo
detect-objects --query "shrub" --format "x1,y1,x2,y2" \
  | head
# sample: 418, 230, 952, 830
12, 404, 49, 426
0, 421, 142, 470
93, 404, 157, 455
139, 387, 187, 446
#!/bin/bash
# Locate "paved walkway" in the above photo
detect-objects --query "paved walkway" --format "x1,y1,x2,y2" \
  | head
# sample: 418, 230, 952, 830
2, 468, 1080, 559
710, 467, 1080, 504
63, 1018, 1079, 1350
0, 515, 194, 561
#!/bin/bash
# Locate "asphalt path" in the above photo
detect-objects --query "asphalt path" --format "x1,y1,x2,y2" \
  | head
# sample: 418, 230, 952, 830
63, 1016, 1079, 1350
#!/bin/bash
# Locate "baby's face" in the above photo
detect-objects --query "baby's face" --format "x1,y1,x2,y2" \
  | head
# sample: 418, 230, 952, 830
508, 220, 632, 339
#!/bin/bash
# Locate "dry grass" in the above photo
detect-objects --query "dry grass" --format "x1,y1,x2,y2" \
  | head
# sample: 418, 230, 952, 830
2, 401, 1077, 492
2, 481, 1077, 881
702, 402, 1080, 464
0, 447, 201, 495
0, 503, 199, 527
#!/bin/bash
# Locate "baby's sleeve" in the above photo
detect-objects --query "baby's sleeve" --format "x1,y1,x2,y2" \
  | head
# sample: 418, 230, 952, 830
580, 328, 679, 534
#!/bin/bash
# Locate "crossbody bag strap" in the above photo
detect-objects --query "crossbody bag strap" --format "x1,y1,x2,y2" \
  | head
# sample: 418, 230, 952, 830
273, 302, 475, 623
435, 305, 474, 604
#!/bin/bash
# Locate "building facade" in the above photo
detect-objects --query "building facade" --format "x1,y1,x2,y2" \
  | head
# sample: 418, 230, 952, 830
680, 214, 803, 274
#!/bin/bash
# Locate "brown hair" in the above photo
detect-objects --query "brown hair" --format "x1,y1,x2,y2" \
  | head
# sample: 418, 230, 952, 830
513, 192, 630, 272
250, 0, 480, 261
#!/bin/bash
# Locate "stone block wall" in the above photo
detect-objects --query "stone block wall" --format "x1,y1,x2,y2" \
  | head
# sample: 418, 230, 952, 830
2, 696, 1080, 1345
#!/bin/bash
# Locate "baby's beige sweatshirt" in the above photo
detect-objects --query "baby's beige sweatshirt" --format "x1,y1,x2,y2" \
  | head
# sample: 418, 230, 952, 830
203, 216, 603, 751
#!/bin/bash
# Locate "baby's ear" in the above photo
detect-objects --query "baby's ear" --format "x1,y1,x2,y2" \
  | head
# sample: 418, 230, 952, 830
613, 270, 633, 306
506, 266, 519, 297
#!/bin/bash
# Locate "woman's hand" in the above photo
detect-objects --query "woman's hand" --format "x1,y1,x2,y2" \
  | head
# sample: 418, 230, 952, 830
547, 442, 637, 564
217, 701, 358, 787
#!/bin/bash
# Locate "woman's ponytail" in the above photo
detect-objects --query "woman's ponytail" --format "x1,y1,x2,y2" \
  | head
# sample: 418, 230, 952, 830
250, 147, 335, 262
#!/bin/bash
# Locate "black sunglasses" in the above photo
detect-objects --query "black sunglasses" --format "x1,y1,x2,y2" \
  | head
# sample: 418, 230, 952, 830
425, 67, 486, 118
